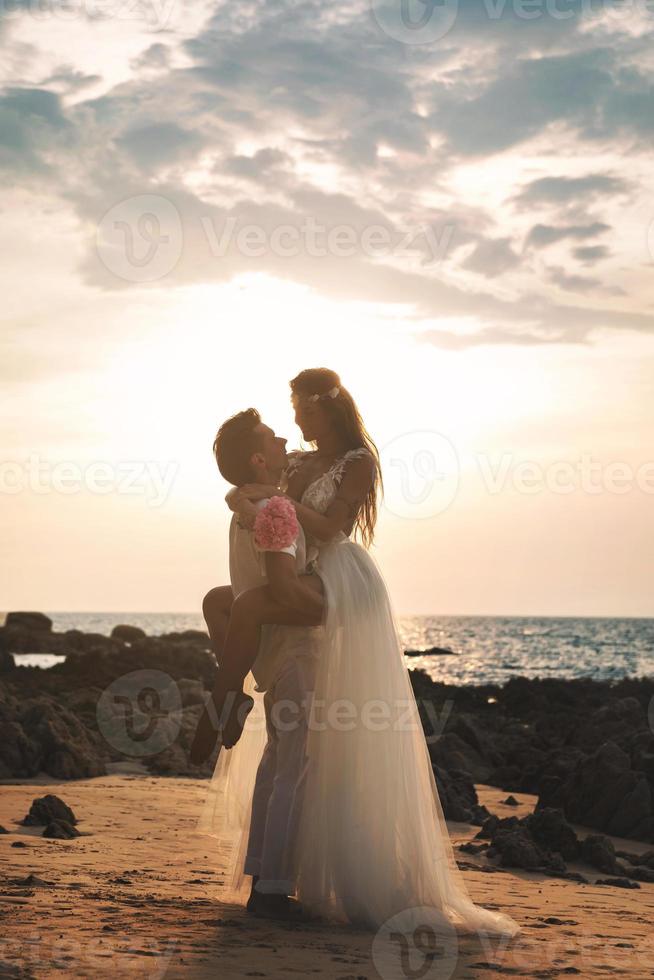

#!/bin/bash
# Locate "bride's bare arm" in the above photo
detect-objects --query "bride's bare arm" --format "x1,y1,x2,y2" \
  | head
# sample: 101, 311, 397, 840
229, 455, 376, 542
291, 458, 374, 540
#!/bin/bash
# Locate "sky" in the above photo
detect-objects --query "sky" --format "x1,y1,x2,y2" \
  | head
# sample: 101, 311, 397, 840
2, 0, 654, 617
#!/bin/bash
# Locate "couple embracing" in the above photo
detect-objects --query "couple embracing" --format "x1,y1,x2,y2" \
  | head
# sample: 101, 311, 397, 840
193, 367, 519, 939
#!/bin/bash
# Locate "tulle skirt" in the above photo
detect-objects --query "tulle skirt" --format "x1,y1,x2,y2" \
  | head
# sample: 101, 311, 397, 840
197, 534, 519, 937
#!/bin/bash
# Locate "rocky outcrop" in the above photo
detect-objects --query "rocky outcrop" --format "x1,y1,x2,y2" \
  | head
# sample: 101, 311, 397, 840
0, 623, 219, 780
538, 741, 653, 841
5, 612, 52, 632
410, 672, 654, 843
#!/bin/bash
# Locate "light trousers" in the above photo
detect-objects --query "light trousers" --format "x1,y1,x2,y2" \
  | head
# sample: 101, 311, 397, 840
244, 654, 317, 895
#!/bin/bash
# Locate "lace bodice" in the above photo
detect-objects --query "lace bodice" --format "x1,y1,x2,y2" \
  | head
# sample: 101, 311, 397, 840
284, 447, 373, 516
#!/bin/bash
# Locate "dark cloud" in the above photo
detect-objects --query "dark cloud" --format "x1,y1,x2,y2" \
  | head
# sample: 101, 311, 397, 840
0, 86, 71, 174
114, 122, 206, 170
525, 222, 610, 249
573, 244, 611, 264
511, 173, 630, 209
546, 265, 604, 294
462, 237, 521, 277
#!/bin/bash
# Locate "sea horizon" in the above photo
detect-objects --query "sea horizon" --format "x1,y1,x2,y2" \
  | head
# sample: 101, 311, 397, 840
5, 610, 653, 688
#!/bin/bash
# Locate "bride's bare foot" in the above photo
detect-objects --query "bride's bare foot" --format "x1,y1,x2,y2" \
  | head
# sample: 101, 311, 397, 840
221, 691, 255, 749
189, 687, 254, 764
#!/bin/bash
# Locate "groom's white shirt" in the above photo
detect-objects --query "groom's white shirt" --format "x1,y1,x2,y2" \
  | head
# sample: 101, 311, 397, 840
228, 497, 323, 692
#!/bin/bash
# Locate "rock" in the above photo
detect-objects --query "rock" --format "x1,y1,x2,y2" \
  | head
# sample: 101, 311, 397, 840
433, 766, 479, 822
526, 808, 580, 862
459, 841, 488, 855
502, 795, 519, 807
0, 650, 15, 673
0, 713, 40, 779
595, 877, 640, 889
19, 699, 106, 779
11, 841, 28, 848
23, 794, 77, 827
43, 819, 80, 839
581, 834, 620, 874
620, 863, 654, 883
5, 612, 52, 632
429, 733, 490, 783
111, 624, 147, 643
0, 825, 9, 834
470, 804, 491, 826
475, 815, 520, 840
538, 740, 654, 842
480, 810, 575, 875
489, 827, 545, 870
14, 874, 54, 888
160, 630, 211, 645
405, 646, 456, 657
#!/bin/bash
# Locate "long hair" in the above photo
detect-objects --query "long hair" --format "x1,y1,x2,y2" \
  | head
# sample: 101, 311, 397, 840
290, 368, 383, 548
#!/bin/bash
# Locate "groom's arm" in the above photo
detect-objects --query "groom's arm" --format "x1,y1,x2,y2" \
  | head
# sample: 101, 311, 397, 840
264, 552, 324, 622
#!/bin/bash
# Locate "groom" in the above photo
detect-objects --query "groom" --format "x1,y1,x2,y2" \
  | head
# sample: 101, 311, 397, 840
199, 408, 325, 920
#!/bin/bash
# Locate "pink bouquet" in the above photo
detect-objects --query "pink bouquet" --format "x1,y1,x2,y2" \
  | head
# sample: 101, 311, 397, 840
253, 495, 299, 551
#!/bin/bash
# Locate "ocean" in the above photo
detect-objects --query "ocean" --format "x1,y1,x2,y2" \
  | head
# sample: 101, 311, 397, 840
6, 612, 654, 687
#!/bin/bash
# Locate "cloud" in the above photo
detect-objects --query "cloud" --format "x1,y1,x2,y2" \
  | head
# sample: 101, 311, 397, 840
0, 86, 71, 174
573, 244, 612, 264
545, 264, 623, 295
1, 0, 652, 349
524, 222, 610, 250
114, 122, 207, 170
511, 173, 630, 209
462, 237, 521, 277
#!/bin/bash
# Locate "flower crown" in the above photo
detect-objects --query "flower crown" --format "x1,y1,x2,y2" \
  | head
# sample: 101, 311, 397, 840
307, 386, 340, 402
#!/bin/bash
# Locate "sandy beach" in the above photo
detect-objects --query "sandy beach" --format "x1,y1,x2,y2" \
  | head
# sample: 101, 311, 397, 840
1, 773, 652, 980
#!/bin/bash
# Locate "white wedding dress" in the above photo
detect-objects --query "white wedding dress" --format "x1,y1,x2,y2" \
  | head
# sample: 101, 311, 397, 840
197, 449, 519, 937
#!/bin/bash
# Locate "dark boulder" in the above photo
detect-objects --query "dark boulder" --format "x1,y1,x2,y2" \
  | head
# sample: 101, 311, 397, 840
429, 733, 491, 783
19, 698, 106, 779
23, 794, 77, 827
433, 766, 479, 822
405, 646, 456, 657
0, 650, 15, 673
160, 630, 211, 646
538, 741, 653, 842
5, 612, 52, 632
43, 819, 80, 839
111, 624, 147, 643
525, 807, 580, 862
581, 834, 620, 875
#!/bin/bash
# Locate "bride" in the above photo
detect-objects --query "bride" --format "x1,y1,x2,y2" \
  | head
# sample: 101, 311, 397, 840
197, 367, 519, 938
